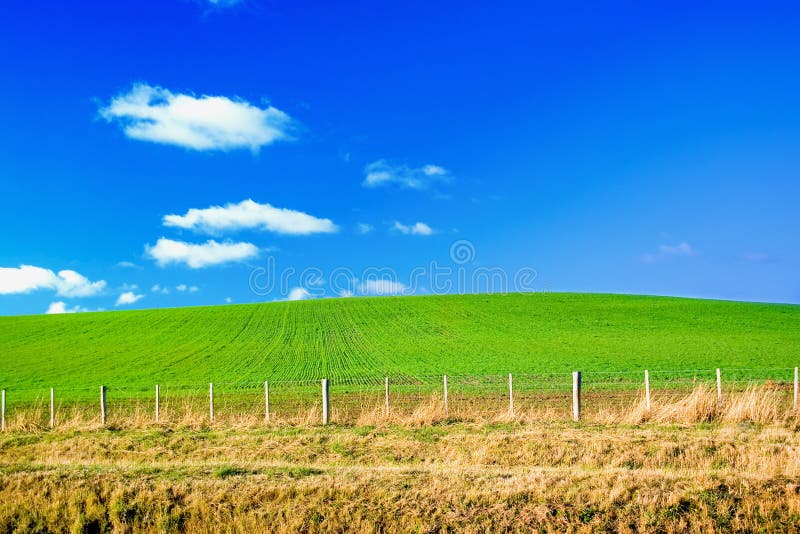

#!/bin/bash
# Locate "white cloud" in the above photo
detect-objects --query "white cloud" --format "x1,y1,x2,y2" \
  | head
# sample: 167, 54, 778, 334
116, 291, 144, 306
46, 302, 69, 314
363, 160, 452, 190
45, 301, 90, 314
225, 297, 233, 303
0, 265, 106, 297
393, 221, 434, 236
99, 83, 294, 152
422, 164, 447, 176
163, 199, 337, 236
357, 223, 374, 235
116, 261, 139, 269
151, 284, 169, 294
0, 266, 55, 294
146, 238, 259, 269
176, 284, 200, 293
51, 270, 106, 297
287, 287, 312, 301
642, 242, 696, 263
361, 279, 408, 296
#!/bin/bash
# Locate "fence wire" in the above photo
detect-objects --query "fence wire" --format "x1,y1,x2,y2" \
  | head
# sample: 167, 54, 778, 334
0, 367, 797, 428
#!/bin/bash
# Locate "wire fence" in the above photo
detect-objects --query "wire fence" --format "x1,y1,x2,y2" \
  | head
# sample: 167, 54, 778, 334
1, 367, 798, 430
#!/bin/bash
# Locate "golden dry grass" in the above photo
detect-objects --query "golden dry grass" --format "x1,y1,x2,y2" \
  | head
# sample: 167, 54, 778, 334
2, 384, 796, 432
0, 386, 799, 531
2, 418, 800, 532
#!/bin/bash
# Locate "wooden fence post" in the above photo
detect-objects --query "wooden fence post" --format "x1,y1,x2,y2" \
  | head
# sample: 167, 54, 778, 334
50, 388, 55, 428
155, 384, 160, 424
644, 370, 651, 411
265, 381, 270, 422
384, 377, 389, 417
100, 385, 107, 427
572, 371, 581, 421
794, 367, 798, 412
443, 375, 449, 417
322, 379, 330, 425
508, 373, 514, 417
1, 389, 5, 432
209, 383, 214, 423
716, 368, 722, 403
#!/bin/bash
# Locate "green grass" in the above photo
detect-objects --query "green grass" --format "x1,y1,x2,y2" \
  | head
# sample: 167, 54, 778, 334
0, 293, 797, 397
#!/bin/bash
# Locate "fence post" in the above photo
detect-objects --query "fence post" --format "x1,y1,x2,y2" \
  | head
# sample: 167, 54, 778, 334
716, 368, 722, 403
572, 371, 581, 421
322, 379, 330, 425
265, 381, 270, 422
209, 383, 214, 423
50, 388, 55, 428
100, 385, 107, 427
508, 373, 514, 417
644, 370, 651, 411
1, 389, 5, 432
794, 367, 798, 412
384, 377, 389, 417
155, 384, 160, 424
443, 375, 449, 417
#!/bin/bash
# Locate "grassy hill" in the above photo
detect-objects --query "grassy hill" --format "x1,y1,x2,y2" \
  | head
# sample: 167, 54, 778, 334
0, 293, 798, 394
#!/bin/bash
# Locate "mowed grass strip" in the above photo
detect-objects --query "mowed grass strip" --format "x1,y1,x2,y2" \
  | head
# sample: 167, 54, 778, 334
0, 293, 798, 399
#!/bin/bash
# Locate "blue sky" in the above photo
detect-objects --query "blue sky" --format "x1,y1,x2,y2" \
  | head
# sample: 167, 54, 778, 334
1, 0, 799, 315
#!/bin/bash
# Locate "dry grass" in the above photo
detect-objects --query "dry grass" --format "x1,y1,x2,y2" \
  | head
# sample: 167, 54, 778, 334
2, 384, 795, 432
617, 384, 789, 426
2, 418, 800, 532
2, 378, 798, 530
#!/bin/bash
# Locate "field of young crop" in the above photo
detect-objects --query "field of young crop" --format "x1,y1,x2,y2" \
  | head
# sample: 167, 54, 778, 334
0, 293, 798, 401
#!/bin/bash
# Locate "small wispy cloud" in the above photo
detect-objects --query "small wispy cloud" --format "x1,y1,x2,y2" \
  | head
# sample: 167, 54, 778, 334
357, 223, 374, 235
207, 0, 244, 6
45, 301, 91, 314
287, 287, 312, 301
163, 199, 337, 236
360, 279, 408, 296
363, 160, 452, 190
393, 221, 434, 236
146, 238, 259, 269
176, 284, 199, 293
99, 83, 294, 152
151, 284, 169, 295
116, 261, 140, 269
0, 265, 106, 297
641, 242, 696, 263
116, 291, 144, 306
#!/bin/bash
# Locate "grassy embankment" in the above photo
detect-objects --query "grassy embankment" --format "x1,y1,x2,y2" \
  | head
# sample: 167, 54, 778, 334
2, 420, 800, 532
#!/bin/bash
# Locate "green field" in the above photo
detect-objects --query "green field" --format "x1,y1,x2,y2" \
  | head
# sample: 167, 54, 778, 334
0, 292, 798, 397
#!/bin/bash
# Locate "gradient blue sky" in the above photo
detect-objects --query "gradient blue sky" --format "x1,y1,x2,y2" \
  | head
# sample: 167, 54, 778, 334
1, 0, 799, 315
